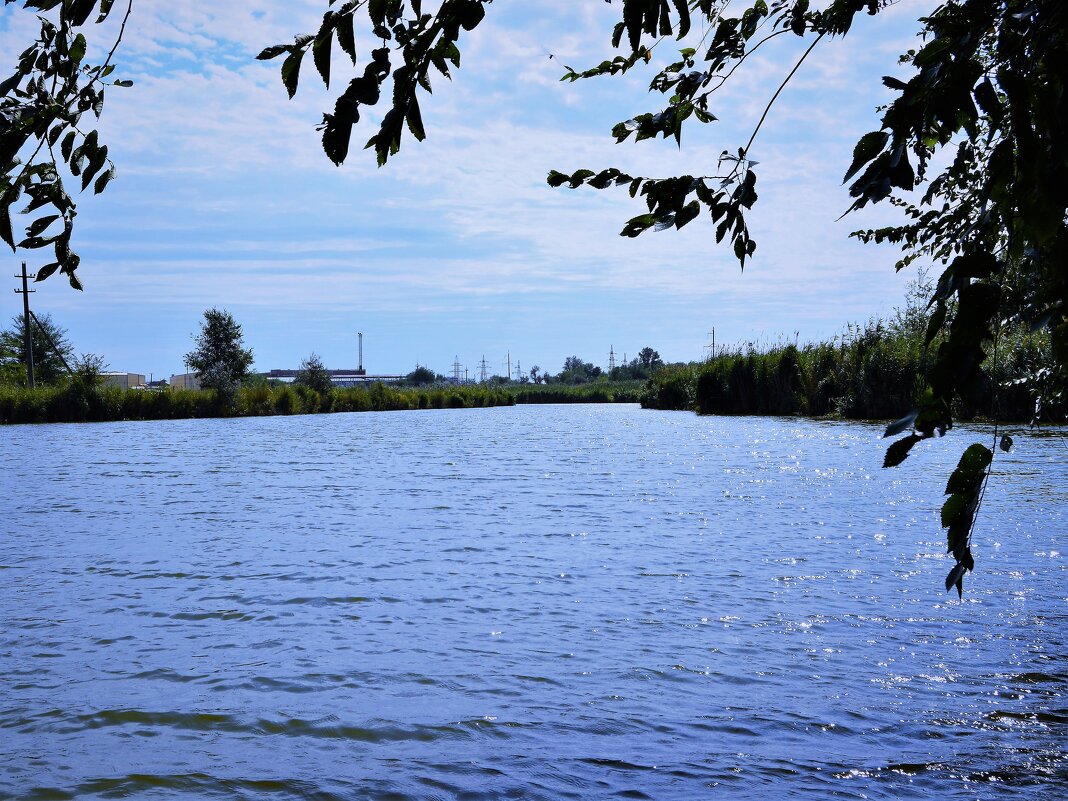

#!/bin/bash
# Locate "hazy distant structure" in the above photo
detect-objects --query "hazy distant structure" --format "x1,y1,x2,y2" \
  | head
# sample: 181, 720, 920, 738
356, 332, 366, 376
608, 345, 616, 374
452, 356, 462, 384
514, 360, 522, 382
478, 356, 488, 383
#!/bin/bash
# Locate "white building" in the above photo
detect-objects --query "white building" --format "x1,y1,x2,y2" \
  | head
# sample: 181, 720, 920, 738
102, 372, 146, 390
168, 372, 201, 390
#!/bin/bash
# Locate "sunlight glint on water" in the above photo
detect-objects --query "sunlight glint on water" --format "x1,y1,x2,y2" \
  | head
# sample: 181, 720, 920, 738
1, 405, 1065, 799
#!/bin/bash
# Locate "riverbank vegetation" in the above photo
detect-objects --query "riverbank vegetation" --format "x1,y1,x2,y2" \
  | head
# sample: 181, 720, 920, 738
508, 381, 644, 405
641, 318, 1056, 424
0, 380, 515, 425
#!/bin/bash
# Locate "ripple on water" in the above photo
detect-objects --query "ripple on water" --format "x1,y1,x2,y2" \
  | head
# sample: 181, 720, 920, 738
1, 407, 1066, 800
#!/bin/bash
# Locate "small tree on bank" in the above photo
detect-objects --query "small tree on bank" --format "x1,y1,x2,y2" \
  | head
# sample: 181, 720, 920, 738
295, 352, 334, 396
404, 365, 436, 386
186, 308, 254, 406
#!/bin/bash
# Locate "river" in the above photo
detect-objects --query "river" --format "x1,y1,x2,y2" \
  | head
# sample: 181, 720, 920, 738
1, 405, 1065, 799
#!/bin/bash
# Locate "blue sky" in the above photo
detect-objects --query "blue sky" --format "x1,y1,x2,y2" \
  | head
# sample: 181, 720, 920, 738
2, 1, 936, 379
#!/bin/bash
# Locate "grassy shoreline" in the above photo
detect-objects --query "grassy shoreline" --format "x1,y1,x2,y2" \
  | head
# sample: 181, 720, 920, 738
0, 380, 654, 425
0, 382, 517, 425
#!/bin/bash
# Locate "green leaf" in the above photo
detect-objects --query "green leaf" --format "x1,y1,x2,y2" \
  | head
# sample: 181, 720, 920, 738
93, 166, 114, 194
883, 434, 921, 468
670, 0, 690, 38
82, 144, 107, 191
0, 196, 15, 251
940, 493, 967, 528
405, 96, 425, 141
945, 563, 966, 598
35, 261, 60, 281
69, 0, 96, 27
61, 130, 76, 162
337, 13, 357, 63
621, 213, 658, 237
281, 48, 306, 99
313, 32, 332, 87
69, 33, 87, 65
567, 169, 595, 188
546, 170, 568, 188
96, 0, 115, 23
675, 200, 700, 229
944, 444, 992, 494
458, 0, 485, 31
27, 214, 59, 237
925, 302, 946, 346
256, 44, 290, 61
844, 131, 889, 183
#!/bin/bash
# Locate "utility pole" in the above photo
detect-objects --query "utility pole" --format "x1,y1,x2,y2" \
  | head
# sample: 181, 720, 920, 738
452, 355, 462, 384
479, 355, 488, 383
608, 345, 616, 375
514, 359, 522, 382
14, 262, 36, 388
705, 326, 716, 361
507, 351, 511, 383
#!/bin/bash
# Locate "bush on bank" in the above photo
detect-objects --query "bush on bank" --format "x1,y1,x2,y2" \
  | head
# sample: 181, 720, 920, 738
508, 381, 644, 404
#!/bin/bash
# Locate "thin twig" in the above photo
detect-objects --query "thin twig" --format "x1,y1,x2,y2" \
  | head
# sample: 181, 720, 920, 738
95, 0, 135, 80
743, 31, 824, 156
971, 314, 1003, 551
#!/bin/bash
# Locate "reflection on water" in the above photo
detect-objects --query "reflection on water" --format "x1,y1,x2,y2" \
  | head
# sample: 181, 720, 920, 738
1, 406, 1065, 799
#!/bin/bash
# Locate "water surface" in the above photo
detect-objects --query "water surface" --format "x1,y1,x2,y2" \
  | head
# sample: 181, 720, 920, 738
2, 405, 1066, 799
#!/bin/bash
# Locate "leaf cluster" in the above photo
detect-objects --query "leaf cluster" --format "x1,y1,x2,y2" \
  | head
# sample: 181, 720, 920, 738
258, 0, 486, 167
852, 1, 1068, 593
1, 0, 132, 289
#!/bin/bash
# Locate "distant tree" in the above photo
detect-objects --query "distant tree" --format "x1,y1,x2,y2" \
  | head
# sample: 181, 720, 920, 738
529, 365, 541, 384
72, 352, 107, 386
0, 313, 74, 385
637, 347, 664, 371
559, 356, 602, 384
405, 365, 436, 385
185, 308, 254, 401
295, 352, 334, 396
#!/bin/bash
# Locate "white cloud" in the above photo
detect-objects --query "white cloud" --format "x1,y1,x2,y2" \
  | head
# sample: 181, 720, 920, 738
1, 0, 939, 372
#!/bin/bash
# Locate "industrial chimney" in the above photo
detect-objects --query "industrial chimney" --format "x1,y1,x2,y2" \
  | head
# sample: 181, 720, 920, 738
356, 332, 366, 376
